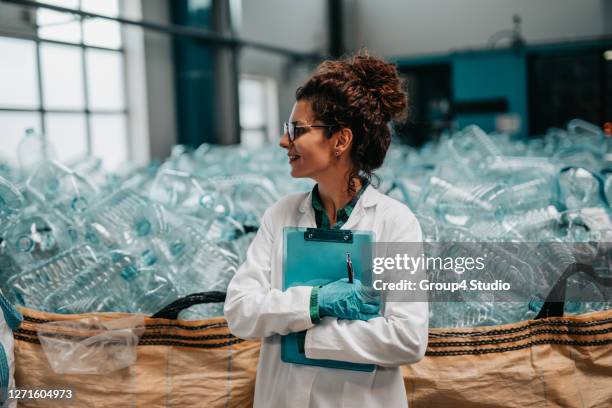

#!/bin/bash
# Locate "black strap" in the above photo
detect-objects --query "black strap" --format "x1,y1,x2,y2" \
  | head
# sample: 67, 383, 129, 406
243, 225, 259, 234
536, 263, 612, 319
152, 291, 227, 320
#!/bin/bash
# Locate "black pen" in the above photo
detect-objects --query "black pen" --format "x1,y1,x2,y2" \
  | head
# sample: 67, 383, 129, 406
346, 252, 353, 284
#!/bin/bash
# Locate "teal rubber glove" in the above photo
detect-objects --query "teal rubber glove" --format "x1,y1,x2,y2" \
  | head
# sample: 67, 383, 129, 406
318, 278, 380, 321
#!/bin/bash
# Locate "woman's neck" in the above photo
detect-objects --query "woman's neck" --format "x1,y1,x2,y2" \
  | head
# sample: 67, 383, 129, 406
316, 173, 363, 223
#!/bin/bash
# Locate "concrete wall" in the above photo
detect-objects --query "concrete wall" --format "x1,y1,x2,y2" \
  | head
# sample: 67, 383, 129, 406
141, 0, 178, 160
123, 0, 177, 163
0, 2, 35, 37
238, 0, 329, 128
347, 0, 611, 57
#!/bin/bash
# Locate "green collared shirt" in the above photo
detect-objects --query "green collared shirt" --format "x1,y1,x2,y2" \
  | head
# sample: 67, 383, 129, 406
307, 181, 369, 328
311, 181, 370, 230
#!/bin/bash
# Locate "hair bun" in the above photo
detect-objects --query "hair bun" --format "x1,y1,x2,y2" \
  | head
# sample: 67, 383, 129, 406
347, 51, 408, 123
295, 50, 409, 193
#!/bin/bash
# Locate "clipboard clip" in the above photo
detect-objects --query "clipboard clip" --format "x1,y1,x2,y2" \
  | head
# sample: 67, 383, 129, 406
304, 228, 353, 243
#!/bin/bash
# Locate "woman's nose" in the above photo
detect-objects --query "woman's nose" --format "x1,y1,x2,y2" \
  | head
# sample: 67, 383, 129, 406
279, 132, 290, 149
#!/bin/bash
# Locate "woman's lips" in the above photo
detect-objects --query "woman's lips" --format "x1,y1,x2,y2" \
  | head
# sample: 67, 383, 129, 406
288, 154, 300, 163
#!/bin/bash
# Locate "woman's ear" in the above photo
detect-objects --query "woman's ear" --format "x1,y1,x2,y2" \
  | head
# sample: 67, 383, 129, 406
335, 127, 353, 155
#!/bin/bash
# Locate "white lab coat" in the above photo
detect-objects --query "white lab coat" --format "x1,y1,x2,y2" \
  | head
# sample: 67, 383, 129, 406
224, 184, 428, 408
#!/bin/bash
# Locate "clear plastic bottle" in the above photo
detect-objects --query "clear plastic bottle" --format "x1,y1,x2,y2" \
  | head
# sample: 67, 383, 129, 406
1, 212, 76, 269
16, 128, 56, 177
557, 167, 605, 210
160, 145, 197, 173
429, 301, 496, 328
42, 251, 178, 314
499, 205, 561, 239
150, 171, 244, 243
41, 251, 134, 313
168, 222, 238, 291
7, 245, 98, 309
554, 144, 603, 171
480, 156, 557, 179
527, 294, 545, 316
149, 169, 234, 219
228, 231, 257, 264
490, 176, 557, 216
230, 177, 279, 226
419, 176, 554, 227
604, 170, 612, 206
66, 156, 111, 191
197, 174, 279, 228
567, 119, 604, 138
129, 263, 178, 314
26, 161, 97, 222
83, 189, 167, 249
0, 247, 21, 296
0, 176, 25, 228
447, 125, 502, 169
159, 219, 239, 318
0, 162, 15, 182
418, 176, 497, 226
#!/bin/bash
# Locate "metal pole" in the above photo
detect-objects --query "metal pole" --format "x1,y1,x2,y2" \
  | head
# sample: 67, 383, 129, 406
328, 0, 344, 58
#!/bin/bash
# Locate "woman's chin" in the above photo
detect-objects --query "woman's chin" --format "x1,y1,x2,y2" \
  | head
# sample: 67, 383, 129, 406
289, 166, 307, 178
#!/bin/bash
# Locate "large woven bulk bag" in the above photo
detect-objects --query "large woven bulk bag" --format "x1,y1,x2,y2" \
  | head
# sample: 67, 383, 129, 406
404, 264, 612, 408
403, 308, 612, 407
13, 293, 259, 408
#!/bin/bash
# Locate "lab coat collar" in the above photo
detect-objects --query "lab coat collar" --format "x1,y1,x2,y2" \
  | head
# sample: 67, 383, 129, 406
297, 183, 381, 214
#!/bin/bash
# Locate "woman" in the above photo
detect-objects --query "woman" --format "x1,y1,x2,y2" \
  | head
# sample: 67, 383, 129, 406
224, 51, 428, 408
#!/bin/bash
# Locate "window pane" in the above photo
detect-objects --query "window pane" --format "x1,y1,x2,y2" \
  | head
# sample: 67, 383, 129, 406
239, 78, 266, 128
0, 112, 42, 166
86, 50, 125, 110
40, 44, 84, 110
241, 130, 266, 148
37, 7, 81, 43
45, 113, 88, 162
83, 19, 121, 49
0, 37, 39, 109
81, 0, 119, 17
91, 114, 127, 171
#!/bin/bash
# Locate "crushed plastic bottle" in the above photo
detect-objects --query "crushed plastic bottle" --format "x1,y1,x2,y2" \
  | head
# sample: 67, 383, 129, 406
83, 189, 167, 249
42, 251, 177, 314
26, 161, 97, 222
557, 167, 606, 210
0, 176, 24, 228
1, 212, 76, 269
7, 245, 98, 309
17, 128, 57, 177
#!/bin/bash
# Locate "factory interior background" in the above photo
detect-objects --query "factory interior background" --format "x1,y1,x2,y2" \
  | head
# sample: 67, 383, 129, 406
1, 0, 610, 166
0, 1, 612, 406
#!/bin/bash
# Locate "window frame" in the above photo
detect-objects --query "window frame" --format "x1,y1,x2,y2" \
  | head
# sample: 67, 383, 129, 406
0, 0, 128, 166
239, 74, 279, 147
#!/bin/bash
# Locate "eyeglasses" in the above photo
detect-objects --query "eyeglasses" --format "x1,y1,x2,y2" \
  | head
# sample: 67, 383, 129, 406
283, 122, 338, 142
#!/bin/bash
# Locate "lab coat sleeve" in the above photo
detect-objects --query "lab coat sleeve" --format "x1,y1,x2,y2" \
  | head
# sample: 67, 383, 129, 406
304, 206, 429, 366
224, 205, 314, 340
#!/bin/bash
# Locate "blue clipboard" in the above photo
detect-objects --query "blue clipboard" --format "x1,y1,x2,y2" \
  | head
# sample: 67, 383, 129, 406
281, 227, 376, 372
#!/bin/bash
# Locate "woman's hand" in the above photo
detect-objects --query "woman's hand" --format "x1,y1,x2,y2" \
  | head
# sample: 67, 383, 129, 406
318, 278, 380, 320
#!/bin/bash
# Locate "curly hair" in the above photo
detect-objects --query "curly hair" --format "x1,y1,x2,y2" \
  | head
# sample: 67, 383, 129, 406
295, 50, 408, 194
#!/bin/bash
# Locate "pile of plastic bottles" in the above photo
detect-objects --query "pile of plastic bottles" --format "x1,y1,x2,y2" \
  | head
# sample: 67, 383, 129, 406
378, 119, 612, 326
0, 119, 610, 326
0, 130, 300, 319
